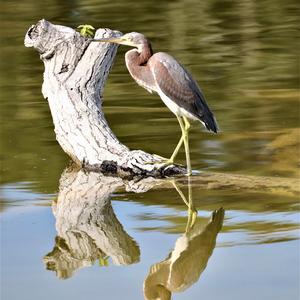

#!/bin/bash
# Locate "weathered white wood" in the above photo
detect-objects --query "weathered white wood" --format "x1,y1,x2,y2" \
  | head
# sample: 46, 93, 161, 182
24, 19, 185, 177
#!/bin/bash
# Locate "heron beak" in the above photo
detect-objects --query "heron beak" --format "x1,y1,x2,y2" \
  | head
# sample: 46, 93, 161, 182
92, 36, 135, 47
92, 37, 124, 44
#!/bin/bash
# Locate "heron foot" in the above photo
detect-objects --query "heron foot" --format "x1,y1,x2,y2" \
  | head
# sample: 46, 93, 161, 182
163, 158, 175, 165
159, 158, 185, 167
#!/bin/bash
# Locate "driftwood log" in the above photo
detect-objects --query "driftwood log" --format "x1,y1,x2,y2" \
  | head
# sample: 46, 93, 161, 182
24, 19, 184, 177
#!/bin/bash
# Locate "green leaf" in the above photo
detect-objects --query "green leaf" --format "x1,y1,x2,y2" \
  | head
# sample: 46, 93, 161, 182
77, 24, 95, 37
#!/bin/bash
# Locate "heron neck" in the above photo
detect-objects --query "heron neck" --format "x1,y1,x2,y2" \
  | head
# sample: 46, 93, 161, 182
125, 45, 156, 91
138, 43, 153, 65
126, 43, 153, 66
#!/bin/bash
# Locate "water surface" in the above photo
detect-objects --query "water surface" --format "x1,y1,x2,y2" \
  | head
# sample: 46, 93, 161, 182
1, 0, 299, 299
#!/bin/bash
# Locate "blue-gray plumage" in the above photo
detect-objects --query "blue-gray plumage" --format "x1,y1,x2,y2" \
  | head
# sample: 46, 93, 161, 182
93, 32, 218, 175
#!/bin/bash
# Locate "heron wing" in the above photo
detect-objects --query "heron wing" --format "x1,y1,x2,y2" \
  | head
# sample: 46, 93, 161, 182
150, 52, 218, 133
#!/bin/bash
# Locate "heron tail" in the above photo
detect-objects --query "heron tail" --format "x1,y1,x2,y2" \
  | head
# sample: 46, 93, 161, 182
199, 110, 218, 133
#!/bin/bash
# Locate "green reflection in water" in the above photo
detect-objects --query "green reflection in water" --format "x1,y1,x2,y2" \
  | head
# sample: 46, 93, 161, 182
1, 0, 299, 192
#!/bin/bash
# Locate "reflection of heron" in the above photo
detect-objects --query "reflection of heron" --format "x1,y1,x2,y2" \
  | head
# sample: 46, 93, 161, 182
172, 176, 198, 232
143, 208, 224, 300
93, 32, 218, 175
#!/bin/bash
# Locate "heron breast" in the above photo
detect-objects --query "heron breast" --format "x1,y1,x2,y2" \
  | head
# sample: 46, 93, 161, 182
134, 77, 154, 94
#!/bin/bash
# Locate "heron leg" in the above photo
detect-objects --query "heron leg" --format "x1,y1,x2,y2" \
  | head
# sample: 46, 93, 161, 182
182, 116, 192, 176
167, 115, 186, 164
145, 116, 185, 165
145, 116, 191, 170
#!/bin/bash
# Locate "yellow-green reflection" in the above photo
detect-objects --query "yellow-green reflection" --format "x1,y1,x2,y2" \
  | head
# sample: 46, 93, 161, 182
143, 207, 224, 300
143, 178, 224, 300
172, 177, 198, 232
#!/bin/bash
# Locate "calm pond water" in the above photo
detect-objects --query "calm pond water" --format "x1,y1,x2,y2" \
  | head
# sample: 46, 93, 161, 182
1, 0, 299, 299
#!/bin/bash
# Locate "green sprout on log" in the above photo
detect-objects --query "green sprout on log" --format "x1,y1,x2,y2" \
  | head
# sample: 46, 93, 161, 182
77, 24, 95, 37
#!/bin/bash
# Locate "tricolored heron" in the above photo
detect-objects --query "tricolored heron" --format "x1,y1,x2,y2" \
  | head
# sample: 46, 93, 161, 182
93, 32, 218, 176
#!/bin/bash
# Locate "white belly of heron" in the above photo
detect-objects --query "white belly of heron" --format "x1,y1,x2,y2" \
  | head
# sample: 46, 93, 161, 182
157, 89, 201, 123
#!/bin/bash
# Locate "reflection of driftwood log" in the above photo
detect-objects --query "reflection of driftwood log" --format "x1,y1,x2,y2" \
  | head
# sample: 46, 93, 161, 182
143, 208, 224, 300
24, 19, 184, 177
44, 167, 140, 279
187, 172, 299, 196
127, 172, 298, 197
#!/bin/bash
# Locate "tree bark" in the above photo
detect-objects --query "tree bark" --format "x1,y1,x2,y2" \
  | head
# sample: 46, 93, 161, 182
24, 19, 185, 177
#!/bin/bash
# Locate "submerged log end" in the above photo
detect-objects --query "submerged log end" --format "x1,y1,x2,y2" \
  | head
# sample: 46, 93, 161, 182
84, 159, 187, 178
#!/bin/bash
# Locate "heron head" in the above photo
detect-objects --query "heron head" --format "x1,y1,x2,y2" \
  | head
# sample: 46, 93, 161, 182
92, 32, 149, 49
